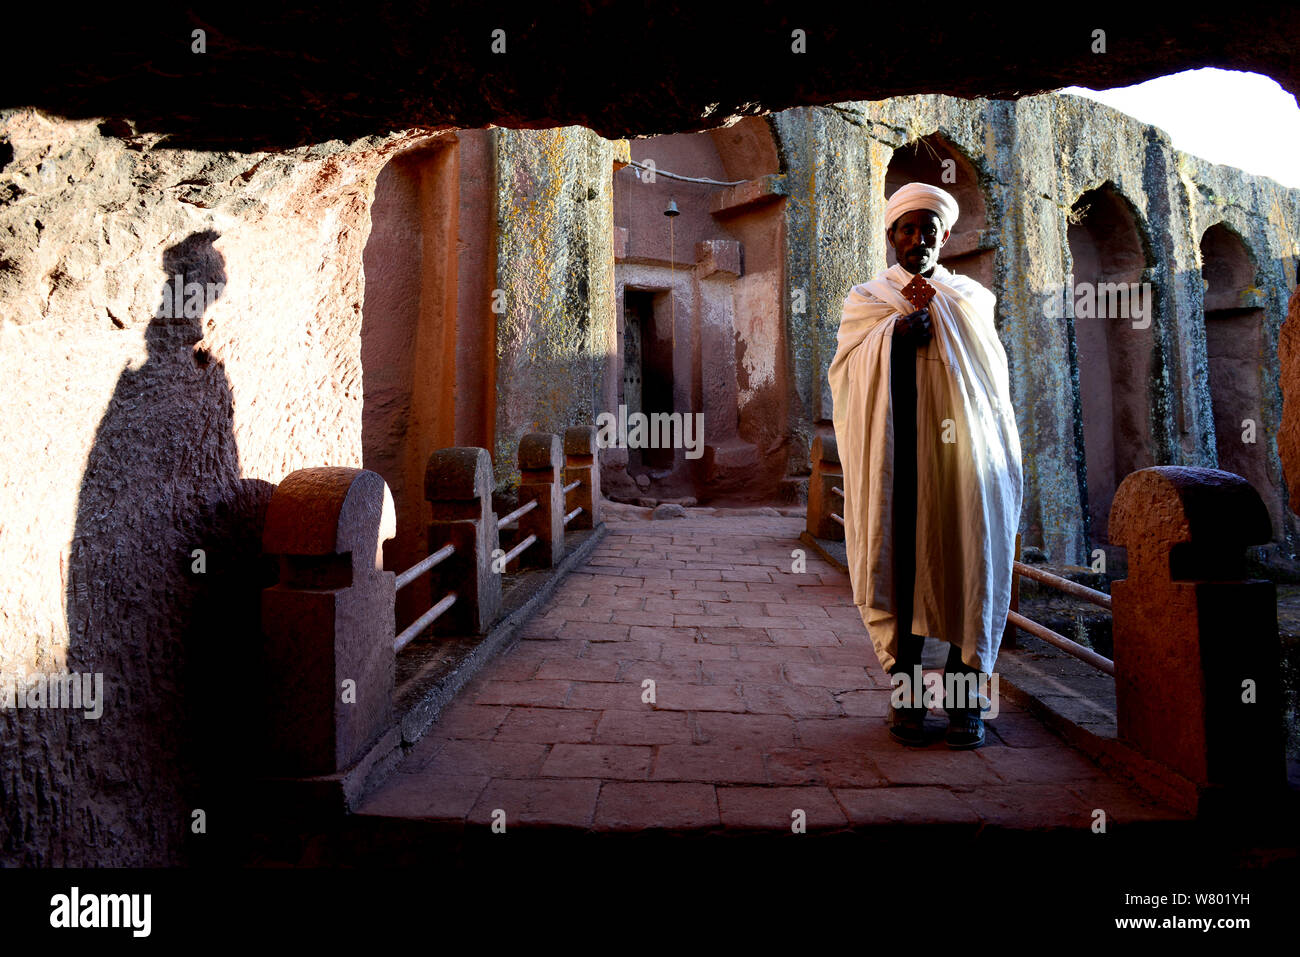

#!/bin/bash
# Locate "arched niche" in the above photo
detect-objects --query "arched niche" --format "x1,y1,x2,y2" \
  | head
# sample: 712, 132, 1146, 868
1200, 222, 1274, 532
1067, 182, 1153, 545
884, 133, 994, 290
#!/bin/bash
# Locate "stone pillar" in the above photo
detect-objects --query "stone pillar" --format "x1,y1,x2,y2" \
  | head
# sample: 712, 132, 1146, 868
806, 433, 844, 541
1109, 466, 1284, 794
564, 425, 602, 530
518, 432, 564, 568
260, 467, 396, 777
696, 239, 758, 490
425, 447, 501, 635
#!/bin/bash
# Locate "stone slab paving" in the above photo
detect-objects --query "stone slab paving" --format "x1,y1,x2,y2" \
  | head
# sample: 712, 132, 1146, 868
356, 512, 1183, 835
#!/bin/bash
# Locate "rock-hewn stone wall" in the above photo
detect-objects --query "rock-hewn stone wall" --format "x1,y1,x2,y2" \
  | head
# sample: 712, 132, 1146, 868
775, 94, 1300, 566
0, 110, 436, 865
0, 112, 627, 864
493, 127, 621, 490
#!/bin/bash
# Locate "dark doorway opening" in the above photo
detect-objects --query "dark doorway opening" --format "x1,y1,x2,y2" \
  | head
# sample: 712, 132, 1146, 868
624, 288, 675, 472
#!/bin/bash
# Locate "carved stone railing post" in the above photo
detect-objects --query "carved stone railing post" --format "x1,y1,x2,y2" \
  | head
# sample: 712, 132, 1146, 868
807, 433, 844, 541
1109, 466, 1284, 796
517, 432, 564, 568
260, 467, 396, 777
564, 424, 602, 530
425, 447, 501, 635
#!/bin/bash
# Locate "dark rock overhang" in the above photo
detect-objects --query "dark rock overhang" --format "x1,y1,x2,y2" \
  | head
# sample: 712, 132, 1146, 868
2, 3, 1296, 151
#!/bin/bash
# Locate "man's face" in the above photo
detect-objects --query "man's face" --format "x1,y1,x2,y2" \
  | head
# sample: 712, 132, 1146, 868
887, 209, 950, 276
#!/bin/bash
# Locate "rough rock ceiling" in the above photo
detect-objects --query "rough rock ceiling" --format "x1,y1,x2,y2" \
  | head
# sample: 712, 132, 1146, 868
3, 4, 1297, 151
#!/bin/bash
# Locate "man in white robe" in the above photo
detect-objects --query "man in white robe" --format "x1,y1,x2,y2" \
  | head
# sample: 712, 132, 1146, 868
827, 182, 1022, 748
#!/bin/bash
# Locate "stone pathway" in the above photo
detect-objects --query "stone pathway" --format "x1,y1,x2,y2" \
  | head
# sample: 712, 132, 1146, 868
356, 511, 1181, 834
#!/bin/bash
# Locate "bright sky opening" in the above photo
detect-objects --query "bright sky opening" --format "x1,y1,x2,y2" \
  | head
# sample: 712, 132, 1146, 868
1060, 68, 1300, 189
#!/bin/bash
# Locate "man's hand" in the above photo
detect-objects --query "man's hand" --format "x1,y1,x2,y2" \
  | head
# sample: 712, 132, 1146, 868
893, 308, 932, 345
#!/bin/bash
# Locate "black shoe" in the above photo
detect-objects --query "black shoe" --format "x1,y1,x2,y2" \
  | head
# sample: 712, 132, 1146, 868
944, 710, 985, 749
889, 704, 928, 746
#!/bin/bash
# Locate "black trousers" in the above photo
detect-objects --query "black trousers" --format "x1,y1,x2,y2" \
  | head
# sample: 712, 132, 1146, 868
888, 334, 978, 710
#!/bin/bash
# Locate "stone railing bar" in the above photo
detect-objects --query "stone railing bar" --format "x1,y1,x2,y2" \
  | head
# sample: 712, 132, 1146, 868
393, 592, 458, 654
1005, 609, 1114, 675
497, 499, 538, 528
1013, 561, 1111, 610
499, 534, 538, 568
394, 543, 456, 591
1000, 531, 1114, 672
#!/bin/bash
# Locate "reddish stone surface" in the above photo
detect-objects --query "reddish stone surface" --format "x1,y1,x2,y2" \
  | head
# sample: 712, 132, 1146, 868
495, 708, 601, 744
652, 745, 767, 784
467, 779, 602, 829
835, 787, 979, 826
595, 783, 720, 830
1279, 285, 1300, 514
357, 773, 488, 820
717, 786, 847, 830
261, 467, 396, 776
1110, 467, 1284, 791
357, 513, 1186, 834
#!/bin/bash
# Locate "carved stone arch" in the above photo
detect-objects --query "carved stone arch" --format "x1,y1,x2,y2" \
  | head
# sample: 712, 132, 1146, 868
1198, 221, 1277, 536
1066, 180, 1156, 545
884, 131, 996, 291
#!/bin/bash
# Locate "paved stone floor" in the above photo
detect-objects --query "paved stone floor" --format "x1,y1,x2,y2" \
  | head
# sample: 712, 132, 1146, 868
356, 512, 1182, 834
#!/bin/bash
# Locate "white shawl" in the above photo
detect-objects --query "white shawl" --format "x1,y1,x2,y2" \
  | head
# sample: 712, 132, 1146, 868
827, 263, 1022, 674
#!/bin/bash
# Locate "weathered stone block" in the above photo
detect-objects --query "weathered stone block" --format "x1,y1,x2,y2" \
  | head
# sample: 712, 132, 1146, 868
564, 425, 602, 530
261, 467, 396, 777
518, 432, 564, 568
425, 447, 500, 635
695, 239, 742, 279
1110, 466, 1284, 791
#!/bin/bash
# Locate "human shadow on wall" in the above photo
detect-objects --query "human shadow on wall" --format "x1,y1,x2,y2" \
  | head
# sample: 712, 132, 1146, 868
61, 230, 272, 866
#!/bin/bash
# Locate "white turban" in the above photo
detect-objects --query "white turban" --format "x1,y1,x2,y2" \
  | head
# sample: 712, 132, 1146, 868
884, 182, 959, 233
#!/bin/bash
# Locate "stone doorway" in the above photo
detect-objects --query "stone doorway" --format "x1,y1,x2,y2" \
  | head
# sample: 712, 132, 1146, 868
622, 287, 676, 474
609, 117, 786, 506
